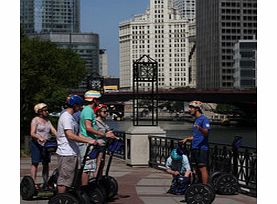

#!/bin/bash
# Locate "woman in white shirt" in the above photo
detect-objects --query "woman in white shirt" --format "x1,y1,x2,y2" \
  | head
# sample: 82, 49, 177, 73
30, 103, 57, 189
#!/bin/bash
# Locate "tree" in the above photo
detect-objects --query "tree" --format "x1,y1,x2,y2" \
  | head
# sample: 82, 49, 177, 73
20, 35, 86, 140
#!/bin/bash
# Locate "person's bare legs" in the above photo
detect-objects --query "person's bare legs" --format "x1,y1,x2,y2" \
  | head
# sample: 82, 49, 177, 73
57, 185, 66, 193
81, 172, 89, 186
94, 152, 104, 178
199, 166, 209, 184
31, 164, 38, 182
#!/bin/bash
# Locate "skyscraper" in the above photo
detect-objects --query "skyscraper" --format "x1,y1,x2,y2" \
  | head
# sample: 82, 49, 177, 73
173, 0, 196, 22
21, 0, 99, 89
196, 0, 257, 88
119, 0, 190, 90
20, 0, 80, 34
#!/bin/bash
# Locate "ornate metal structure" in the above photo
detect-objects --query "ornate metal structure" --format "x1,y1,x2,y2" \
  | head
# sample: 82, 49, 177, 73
133, 55, 158, 126
87, 72, 104, 93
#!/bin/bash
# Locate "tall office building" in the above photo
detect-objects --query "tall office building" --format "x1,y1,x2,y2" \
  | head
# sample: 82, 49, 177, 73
20, 0, 80, 34
119, 0, 190, 90
233, 40, 257, 88
173, 0, 195, 22
196, 0, 257, 88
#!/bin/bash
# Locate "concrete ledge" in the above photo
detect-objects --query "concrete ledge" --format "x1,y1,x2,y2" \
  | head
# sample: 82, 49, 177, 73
125, 126, 166, 166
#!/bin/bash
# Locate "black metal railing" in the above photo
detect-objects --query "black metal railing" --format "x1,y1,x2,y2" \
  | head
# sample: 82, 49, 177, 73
111, 132, 256, 197
149, 136, 257, 197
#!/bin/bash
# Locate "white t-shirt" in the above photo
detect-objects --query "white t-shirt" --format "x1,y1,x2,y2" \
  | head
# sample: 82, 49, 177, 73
56, 111, 80, 156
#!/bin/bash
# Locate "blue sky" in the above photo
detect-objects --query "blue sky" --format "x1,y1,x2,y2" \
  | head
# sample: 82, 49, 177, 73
80, 0, 149, 77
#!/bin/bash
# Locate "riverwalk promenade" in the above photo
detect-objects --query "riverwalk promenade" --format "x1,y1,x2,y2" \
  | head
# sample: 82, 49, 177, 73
20, 155, 256, 204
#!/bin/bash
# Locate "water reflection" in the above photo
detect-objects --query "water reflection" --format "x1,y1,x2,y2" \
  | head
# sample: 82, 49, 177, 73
106, 120, 257, 148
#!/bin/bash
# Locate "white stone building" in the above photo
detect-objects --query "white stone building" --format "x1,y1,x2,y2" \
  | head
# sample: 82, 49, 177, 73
172, 0, 196, 88
173, 0, 196, 22
99, 49, 109, 77
119, 0, 190, 90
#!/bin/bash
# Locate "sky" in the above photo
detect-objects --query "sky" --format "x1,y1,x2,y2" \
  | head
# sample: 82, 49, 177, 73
80, 0, 149, 77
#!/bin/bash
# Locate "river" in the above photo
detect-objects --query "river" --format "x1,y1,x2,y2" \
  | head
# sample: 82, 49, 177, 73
106, 120, 257, 148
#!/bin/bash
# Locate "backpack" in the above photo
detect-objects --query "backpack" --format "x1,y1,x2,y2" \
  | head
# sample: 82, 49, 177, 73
44, 138, 57, 153
167, 176, 190, 195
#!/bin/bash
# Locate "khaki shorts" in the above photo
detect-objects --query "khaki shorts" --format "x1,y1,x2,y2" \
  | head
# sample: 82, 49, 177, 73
57, 155, 78, 187
79, 143, 97, 172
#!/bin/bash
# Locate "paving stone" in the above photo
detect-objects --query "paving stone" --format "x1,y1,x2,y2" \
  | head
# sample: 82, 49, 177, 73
20, 156, 257, 204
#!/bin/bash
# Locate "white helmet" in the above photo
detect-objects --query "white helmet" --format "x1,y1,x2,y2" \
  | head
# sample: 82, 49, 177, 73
84, 90, 101, 102
189, 101, 203, 112
34, 103, 47, 114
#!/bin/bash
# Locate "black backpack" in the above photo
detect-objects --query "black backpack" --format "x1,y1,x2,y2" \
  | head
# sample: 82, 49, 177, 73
167, 176, 190, 195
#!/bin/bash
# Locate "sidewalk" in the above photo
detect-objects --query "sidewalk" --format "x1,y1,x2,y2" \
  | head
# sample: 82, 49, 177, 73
20, 155, 257, 204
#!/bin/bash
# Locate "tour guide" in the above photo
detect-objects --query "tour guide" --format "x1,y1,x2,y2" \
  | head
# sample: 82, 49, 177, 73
180, 101, 211, 184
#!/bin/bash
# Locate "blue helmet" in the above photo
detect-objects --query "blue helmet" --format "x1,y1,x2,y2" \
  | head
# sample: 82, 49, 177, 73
67, 95, 83, 107
170, 148, 182, 161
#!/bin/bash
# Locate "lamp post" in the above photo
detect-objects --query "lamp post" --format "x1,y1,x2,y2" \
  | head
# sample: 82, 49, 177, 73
133, 55, 158, 126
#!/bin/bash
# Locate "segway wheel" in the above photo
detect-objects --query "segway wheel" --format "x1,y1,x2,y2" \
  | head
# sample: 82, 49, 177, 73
48, 193, 78, 204
47, 168, 59, 190
20, 176, 36, 200
185, 183, 213, 204
102, 176, 118, 200
204, 184, 216, 203
209, 171, 223, 189
215, 173, 239, 195
89, 178, 107, 200
87, 187, 105, 204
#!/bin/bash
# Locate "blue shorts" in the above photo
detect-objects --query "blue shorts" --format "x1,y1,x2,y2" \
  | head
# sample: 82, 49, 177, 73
30, 140, 51, 165
191, 149, 208, 168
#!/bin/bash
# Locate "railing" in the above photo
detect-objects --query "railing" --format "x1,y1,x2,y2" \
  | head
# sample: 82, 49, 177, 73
148, 136, 257, 197
112, 131, 257, 197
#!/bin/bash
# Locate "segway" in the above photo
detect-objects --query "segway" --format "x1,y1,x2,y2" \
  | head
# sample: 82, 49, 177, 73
183, 136, 242, 203
20, 138, 59, 200
48, 144, 106, 204
172, 144, 215, 204
185, 182, 215, 204
209, 171, 239, 195
208, 136, 241, 195
88, 137, 124, 201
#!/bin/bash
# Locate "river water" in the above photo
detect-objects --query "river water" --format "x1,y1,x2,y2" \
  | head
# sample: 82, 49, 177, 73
106, 120, 257, 148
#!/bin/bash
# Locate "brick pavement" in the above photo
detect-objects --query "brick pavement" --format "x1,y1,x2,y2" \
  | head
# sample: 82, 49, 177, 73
20, 155, 256, 204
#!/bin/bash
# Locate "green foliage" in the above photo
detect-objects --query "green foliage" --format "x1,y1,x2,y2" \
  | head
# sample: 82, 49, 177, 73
48, 116, 59, 129
20, 35, 86, 138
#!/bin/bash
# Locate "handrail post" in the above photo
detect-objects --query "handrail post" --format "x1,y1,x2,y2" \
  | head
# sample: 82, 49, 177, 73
232, 136, 242, 177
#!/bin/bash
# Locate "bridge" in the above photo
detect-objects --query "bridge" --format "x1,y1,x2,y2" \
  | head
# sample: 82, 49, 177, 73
99, 88, 256, 106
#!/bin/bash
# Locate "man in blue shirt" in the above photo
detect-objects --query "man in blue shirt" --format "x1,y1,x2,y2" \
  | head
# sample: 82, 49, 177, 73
180, 101, 211, 184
